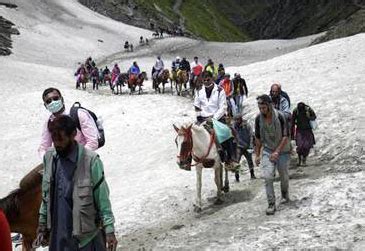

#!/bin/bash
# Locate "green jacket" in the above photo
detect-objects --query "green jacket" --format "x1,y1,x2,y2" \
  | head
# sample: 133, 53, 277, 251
39, 144, 115, 247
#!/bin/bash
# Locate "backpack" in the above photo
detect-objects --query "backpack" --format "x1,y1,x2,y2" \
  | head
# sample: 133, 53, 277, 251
70, 102, 105, 148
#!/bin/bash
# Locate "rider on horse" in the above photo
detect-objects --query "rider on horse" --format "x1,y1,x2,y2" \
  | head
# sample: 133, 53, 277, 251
191, 56, 203, 82
75, 64, 87, 89
128, 61, 141, 83
152, 56, 164, 80
204, 59, 218, 80
194, 71, 239, 170
111, 63, 121, 86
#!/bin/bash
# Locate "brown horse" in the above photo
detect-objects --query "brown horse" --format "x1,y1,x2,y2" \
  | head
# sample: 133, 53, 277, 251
190, 73, 203, 97
0, 164, 43, 251
153, 69, 170, 94
128, 72, 147, 95
176, 70, 189, 96
76, 73, 89, 90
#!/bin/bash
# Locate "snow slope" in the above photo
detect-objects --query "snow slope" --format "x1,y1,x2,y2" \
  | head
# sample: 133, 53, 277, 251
1, 0, 365, 250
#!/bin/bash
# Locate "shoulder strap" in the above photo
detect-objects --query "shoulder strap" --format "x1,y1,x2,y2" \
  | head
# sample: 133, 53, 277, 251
70, 102, 82, 130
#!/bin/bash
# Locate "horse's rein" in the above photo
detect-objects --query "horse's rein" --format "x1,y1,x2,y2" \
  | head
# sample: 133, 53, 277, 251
176, 127, 216, 167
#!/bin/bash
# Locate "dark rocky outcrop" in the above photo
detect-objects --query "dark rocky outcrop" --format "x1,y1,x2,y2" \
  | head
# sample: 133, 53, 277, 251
0, 2, 19, 56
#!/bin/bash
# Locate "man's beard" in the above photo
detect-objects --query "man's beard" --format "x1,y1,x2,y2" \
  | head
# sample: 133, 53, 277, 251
56, 142, 74, 158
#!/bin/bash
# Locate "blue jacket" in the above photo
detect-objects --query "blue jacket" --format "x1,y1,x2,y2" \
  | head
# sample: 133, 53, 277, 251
129, 65, 140, 75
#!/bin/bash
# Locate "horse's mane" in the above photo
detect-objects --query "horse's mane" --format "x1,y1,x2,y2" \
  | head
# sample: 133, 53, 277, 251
0, 164, 43, 220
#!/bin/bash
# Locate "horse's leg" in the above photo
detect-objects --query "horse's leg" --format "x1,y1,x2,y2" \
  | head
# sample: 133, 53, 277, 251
214, 163, 224, 205
194, 166, 203, 212
223, 168, 230, 193
162, 83, 165, 94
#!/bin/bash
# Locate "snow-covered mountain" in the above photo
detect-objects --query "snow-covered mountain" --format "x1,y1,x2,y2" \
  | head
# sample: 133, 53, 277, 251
1, 0, 364, 250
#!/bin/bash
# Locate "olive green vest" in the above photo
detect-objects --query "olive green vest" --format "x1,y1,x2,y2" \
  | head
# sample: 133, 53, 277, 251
43, 144, 98, 239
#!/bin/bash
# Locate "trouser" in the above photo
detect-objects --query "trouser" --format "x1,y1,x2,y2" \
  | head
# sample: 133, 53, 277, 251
233, 95, 244, 114
237, 147, 254, 170
92, 78, 98, 90
79, 231, 106, 251
261, 149, 290, 205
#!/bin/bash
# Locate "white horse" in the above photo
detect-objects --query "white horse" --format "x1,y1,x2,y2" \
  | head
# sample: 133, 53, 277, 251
174, 123, 230, 212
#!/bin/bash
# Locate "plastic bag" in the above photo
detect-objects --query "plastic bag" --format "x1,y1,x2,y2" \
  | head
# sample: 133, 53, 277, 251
310, 120, 318, 130
212, 119, 233, 143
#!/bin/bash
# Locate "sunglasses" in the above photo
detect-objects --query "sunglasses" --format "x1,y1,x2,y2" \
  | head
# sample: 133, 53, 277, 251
45, 96, 61, 105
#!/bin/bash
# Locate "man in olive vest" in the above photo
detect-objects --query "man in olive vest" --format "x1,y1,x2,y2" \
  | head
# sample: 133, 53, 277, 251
35, 115, 117, 250
254, 95, 291, 215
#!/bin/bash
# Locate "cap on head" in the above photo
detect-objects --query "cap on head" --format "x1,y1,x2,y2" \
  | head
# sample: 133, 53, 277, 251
176, 56, 181, 61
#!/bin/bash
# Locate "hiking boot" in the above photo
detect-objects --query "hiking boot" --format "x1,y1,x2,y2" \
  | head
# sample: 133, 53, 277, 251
280, 192, 290, 204
266, 203, 276, 215
297, 155, 302, 166
302, 157, 307, 167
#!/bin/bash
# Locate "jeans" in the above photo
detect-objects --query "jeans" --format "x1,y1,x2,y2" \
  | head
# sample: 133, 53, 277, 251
261, 149, 290, 205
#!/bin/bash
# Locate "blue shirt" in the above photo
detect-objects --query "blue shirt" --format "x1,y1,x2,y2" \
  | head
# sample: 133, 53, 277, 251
50, 145, 79, 251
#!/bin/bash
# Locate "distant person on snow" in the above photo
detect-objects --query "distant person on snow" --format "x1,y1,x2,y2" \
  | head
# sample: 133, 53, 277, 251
128, 61, 141, 81
190, 56, 203, 80
204, 59, 218, 80
232, 73, 248, 114
171, 56, 181, 72
291, 102, 317, 167
152, 55, 164, 79
38, 87, 99, 158
90, 66, 99, 90
254, 94, 291, 215
215, 63, 225, 84
74, 64, 87, 89
111, 63, 121, 86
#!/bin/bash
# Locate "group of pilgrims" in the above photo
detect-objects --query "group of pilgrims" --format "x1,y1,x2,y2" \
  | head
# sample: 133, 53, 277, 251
73, 54, 317, 216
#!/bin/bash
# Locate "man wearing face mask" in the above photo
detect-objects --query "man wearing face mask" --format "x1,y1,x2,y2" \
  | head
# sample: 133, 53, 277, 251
194, 71, 238, 168
38, 87, 99, 158
35, 115, 117, 251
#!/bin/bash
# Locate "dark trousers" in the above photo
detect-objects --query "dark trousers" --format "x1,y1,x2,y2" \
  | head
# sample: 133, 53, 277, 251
220, 138, 236, 163
237, 147, 254, 170
92, 78, 98, 90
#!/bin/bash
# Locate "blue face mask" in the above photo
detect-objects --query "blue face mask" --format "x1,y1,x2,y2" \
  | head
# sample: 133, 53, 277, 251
46, 99, 63, 114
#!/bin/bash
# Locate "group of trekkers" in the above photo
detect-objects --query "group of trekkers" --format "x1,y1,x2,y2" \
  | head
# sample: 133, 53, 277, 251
193, 70, 317, 215
74, 57, 144, 94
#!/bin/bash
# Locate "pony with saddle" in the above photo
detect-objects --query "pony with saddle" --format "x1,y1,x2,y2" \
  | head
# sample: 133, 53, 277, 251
128, 72, 147, 95
0, 164, 43, 250
173, 122, 232, 212
112, 73, 128, 95
76, 72, 89, 90
175, 70, 189, 96
153, 69, 170, 94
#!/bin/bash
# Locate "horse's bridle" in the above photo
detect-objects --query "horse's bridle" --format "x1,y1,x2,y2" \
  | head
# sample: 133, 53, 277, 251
175, 126, 216, 167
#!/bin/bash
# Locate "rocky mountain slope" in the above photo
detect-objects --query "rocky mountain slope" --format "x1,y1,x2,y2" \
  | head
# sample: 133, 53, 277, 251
79, 0, 365, 43
0, 2, 19, 55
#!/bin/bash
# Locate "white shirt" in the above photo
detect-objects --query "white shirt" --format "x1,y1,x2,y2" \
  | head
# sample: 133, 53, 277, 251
154, 59, 164, 70
194, 85, 227, 120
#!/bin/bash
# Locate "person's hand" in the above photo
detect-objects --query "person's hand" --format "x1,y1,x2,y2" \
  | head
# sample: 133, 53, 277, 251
33, 224, 49, 248
206, 117, 213, 123
106, 232, 118, 251
269, 151, 280, 162
255, 155, 261, 166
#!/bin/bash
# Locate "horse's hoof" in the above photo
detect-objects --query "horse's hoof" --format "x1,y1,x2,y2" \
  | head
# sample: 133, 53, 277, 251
214, 198, 224, 205
223, 185, 230, 193
193, 205, 202, 213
